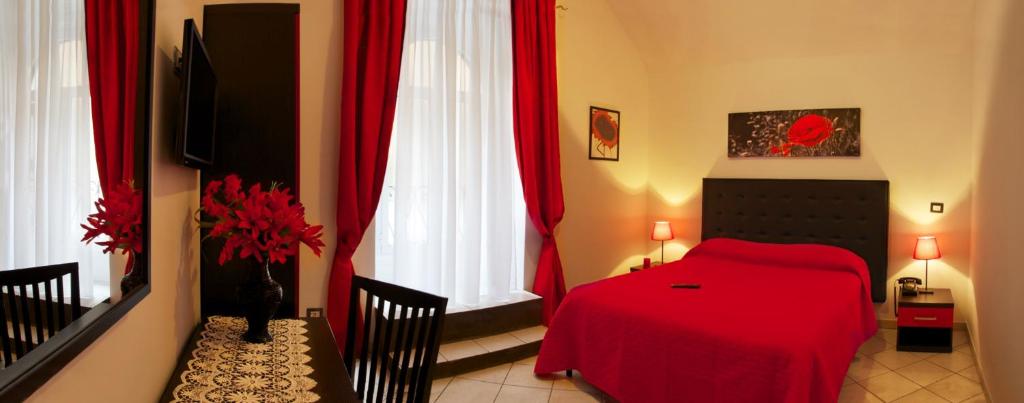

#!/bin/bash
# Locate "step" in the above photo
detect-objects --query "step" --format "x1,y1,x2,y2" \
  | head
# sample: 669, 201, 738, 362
441, 292, 542, 343
433, 324, 546, 379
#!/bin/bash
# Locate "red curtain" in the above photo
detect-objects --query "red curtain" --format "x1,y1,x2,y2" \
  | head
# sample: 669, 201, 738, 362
327, 0, 409, 352
84, 0, 139, 196
511, 0, 567, 324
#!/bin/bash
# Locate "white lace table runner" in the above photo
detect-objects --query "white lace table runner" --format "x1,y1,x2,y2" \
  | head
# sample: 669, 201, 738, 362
171, 316, 320, 403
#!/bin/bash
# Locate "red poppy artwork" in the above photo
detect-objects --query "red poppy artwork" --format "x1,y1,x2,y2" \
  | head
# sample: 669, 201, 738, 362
728, 108, 860, 157
589, 106, 620, 161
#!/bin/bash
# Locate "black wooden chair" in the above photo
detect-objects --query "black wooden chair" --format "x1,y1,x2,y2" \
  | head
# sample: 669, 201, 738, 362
345, 275, 447, 403
0, 263, 82, 368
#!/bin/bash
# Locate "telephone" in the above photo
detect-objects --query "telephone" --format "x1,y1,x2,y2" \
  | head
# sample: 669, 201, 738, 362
896, 277, 923, 296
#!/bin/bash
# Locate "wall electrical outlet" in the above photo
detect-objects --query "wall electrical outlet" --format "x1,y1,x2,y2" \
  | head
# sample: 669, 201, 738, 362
306, 308, 324, 318
930, 202, 944, 214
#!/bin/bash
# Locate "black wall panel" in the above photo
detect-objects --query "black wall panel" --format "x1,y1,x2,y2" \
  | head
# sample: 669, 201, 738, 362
200, 4, 300, 319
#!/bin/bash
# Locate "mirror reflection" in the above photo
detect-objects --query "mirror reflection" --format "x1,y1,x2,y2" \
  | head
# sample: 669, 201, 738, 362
0, 0, 148, 369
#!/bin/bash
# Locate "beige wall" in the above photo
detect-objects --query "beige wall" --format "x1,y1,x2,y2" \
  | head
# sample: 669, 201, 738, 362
553, 0, 652, 288
27, 0, 205, 401
608, 0, 977, 321
969, 0, 1024, 401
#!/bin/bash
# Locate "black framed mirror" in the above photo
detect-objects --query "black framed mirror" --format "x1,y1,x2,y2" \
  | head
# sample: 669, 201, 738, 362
0, 0, 156, 399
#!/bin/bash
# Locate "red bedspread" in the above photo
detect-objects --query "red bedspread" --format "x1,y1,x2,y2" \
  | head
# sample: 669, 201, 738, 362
535, 238, 877, 403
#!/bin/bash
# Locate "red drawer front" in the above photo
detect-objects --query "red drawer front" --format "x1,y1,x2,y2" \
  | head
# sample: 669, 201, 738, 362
898, 307, 953, 328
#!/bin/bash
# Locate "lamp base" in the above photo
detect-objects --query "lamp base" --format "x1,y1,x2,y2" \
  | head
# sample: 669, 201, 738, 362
918, 288, 935, 294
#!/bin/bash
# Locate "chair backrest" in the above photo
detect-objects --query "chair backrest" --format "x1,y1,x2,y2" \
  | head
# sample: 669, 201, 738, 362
0, 263, 82, 368
345, 275, 447, 403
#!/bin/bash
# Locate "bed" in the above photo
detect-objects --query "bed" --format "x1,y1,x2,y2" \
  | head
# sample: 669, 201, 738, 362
534, 178, 889, 403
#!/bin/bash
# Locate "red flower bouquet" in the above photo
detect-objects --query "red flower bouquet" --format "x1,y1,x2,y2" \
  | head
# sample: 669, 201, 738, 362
81, 182, 143, 257
199, 174, 325, 265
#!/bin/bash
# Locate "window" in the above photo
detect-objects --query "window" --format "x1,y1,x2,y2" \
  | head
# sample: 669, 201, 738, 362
375, 0, 527, 310
1, 0, 110, 304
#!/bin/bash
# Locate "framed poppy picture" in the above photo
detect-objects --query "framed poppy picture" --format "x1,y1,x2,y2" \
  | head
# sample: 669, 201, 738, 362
589, 106, 620, 161
728, 108, 860, 158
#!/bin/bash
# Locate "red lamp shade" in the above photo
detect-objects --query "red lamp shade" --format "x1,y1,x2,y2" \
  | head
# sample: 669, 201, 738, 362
651, 221, 674, 241
913, 236, 941, 260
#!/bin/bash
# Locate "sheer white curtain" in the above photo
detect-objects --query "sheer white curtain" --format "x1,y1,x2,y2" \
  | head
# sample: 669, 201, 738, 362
0, 0, 107, 301
376, 0, 527, 309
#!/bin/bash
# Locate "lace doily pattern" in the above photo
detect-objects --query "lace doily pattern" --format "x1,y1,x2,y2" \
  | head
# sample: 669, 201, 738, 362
171, 316, 320, 403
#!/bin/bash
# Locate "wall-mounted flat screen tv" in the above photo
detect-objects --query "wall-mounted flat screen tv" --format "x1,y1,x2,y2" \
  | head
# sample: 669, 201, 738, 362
175, 18, 217, 169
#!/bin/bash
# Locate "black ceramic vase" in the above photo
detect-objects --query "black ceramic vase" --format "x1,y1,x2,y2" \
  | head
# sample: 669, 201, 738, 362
239, 259, 283, 343
119, 252, 145, 296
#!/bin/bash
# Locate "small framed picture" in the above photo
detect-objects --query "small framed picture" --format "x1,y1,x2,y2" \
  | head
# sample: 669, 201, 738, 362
589, 106, 620, 161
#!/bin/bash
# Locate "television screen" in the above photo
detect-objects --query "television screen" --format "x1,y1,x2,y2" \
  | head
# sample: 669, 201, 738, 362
175, 18, 217, 168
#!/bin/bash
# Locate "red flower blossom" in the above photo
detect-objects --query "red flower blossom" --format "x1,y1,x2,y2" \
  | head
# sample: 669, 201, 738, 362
197, 174, 325, 266
81, 182, 143, 256
770, 114, 835, 156
590, 110, 619, 149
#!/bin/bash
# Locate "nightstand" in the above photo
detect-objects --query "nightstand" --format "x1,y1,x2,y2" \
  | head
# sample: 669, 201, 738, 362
629, 262, 661, 272
896, 288, 954, 353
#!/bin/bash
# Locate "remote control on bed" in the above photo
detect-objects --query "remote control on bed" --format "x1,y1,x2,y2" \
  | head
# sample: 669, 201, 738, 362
670, 283, 701, 289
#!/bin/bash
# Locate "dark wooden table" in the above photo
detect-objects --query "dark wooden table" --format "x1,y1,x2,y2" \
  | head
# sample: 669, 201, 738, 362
160, 317, 357, 402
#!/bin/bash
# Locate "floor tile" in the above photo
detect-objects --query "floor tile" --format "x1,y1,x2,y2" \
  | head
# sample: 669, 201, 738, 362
438, 340, 488, 361
870, 349, 932, 370
457, 363, 512, 384
431, 350, 448, 363
952, 330, 969, 347
549, 389, 602, 403
958, 366, 982, 383
510, 326, 547, 343
552, 371, 584, 391
838, 383, 884, 403
494, 385, 550, 403
955, 344, 974, 358
859, 372, 920, 402
926, 374, 983, 402
848, 355, 893, 381
476, 333, 525, 352
430, 377, 451, 402
896, 360, 953, 386
877, 329, 898, 346
435, 378, 501, 403
892, 388, 948, 403
515, 355, 539, 366
927, 351, 975, 372
859, 337, 890, 356
504, 363, 554, 389
962, 393, 989, 403
432, 377, 453, 391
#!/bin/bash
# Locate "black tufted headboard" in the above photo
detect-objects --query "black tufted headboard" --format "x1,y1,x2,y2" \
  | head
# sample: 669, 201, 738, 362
701, 178, 889, 303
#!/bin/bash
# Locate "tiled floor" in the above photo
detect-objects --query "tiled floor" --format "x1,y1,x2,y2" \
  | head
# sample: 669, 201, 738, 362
431, 355, 611, 403
840, 328, 987, 403
431, 328, 988, 403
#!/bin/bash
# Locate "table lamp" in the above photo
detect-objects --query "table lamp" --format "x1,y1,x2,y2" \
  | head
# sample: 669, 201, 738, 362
651, 221, 674, 264
913, 235, 941, 294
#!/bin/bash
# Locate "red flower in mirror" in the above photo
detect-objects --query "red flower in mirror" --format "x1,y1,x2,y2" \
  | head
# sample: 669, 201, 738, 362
81, 181, 143, 255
